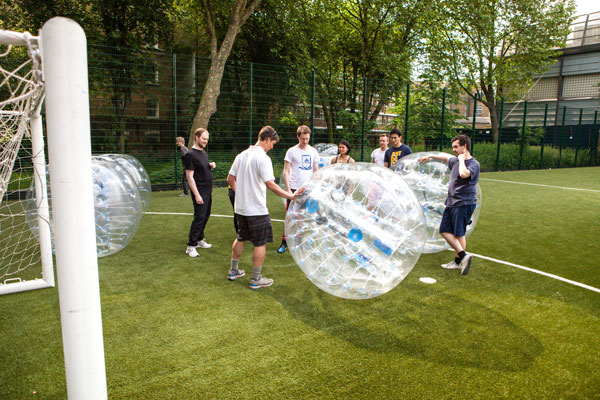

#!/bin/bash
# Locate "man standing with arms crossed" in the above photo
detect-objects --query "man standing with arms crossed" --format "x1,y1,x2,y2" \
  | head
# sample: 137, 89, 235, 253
226, 126, 304, 289
184, 128, 216, 258
384, 128, 412, 168
370, 133, 389, 166
277, 125, 319, 254
418, 134, 480, 275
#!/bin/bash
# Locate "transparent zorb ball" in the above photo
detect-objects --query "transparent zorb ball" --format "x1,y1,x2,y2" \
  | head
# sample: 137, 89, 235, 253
395, 152, 482, 253
285, 162, 427, 300
94, 154, 151, 211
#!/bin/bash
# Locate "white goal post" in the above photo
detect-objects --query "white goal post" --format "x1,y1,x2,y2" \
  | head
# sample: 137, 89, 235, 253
1, 18, 108, 399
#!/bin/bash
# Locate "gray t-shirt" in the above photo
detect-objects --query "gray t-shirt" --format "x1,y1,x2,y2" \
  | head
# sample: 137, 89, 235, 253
179, 145, 189, 160
445, 157, 480, 207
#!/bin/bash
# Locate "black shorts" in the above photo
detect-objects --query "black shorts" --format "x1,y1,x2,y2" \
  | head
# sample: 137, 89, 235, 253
235, 214, 273, 247
439, 204, 476, 237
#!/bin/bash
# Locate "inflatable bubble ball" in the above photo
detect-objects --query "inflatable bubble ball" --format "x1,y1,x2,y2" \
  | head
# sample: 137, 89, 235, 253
285, 162, 427, 299
94, 154, 151, 211
395, 152, 482, 253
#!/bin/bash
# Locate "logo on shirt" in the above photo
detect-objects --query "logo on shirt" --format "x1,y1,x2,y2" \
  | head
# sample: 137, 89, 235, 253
299, 155, 312, 170
390, 151, 402, 167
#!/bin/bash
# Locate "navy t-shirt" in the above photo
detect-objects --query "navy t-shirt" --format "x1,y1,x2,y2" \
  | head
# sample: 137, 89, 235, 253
384, 144, 412, 168
183, 148, 213, 196
445, 157, 480, 207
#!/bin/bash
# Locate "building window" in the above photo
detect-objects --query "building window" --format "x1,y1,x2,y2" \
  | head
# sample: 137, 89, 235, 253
475, 105, 483, 117
145, 61, 159, 85
562, 73, 600, 99
525, 77, 559, 101
147, 99, 159, 119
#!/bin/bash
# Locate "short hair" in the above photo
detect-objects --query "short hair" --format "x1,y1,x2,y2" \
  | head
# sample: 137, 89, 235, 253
451, 134, 471, 151
297, 125, 311, 136
176, 136, 185, 144
194, 128, 208, 138
258, 125, 279, 142
379, 134, 389, 140
339, 139, 351, 154
390, 128, 402, 137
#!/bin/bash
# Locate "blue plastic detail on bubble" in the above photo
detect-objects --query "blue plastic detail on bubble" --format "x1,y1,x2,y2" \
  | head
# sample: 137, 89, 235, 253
353, 253, 370, 265
348, 228, 363, 242
305, 199, 319, 214
374, 238, 393, 256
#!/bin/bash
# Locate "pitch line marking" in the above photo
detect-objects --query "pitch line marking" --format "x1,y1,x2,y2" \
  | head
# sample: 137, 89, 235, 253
480, 178, 600, 193
145, 211, 599, 294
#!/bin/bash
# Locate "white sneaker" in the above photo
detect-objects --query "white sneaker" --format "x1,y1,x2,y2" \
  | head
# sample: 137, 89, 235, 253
441, 260, 460, 269
196, 239, 212, 249
186, 246, 199, 258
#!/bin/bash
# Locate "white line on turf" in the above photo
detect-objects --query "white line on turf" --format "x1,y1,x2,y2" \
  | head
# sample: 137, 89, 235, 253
480, 178, 600, 193
145, 211, 600, 293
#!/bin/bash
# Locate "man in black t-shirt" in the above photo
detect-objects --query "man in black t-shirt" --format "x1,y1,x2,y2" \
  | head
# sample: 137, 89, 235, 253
183, 128, 216, 258
384, 128, 412, 168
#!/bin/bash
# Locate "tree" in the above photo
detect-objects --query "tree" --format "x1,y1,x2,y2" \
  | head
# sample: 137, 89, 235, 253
185, 0, 260, 144
426, 0, 575, 143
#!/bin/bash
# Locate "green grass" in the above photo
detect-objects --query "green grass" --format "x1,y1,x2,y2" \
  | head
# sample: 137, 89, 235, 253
1, 167, 600, 399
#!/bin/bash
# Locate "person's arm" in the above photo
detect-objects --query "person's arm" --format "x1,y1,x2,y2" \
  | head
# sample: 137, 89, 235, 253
349, 157, 355, 163
209, 162, 216, 169
418, 153, 452, 163
283, 160, 291, 191
265, 180, 304, 200
226, 173, 236, 192
186, 169, 203, 204
457, 154, 471, 178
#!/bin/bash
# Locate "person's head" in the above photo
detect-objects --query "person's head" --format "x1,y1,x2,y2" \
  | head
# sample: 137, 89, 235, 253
176, 136, 185, 147
258, 125, 280, 152
193, 128, 209, 149
297, 125, 311, 148
390, 128, 402, 147
338, 139, 351, 156
451, 134, 471, 155
378, 134, 389, 150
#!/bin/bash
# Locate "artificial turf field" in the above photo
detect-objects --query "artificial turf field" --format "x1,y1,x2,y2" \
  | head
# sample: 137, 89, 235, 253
1, 166, 599, 399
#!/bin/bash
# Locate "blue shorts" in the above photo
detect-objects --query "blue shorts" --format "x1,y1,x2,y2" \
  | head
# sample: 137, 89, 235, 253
439, 204, 476, 237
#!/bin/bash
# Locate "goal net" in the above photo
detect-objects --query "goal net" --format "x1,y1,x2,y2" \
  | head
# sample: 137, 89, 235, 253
0, 30, 54, 295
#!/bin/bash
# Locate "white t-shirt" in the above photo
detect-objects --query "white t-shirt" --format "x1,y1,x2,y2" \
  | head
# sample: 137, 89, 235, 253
229, 145, 275, 216
284, 144, 320, 190
371, 148, 386, 166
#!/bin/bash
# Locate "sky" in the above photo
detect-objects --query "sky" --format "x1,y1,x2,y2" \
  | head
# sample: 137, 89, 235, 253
575, 0, 599, 16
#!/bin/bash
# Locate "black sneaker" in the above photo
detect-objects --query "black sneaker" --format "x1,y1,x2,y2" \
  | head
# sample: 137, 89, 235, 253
277, 243, 286, 254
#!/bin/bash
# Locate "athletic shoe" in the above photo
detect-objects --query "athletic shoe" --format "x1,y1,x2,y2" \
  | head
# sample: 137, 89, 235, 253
459, 254, 472, 275
178, 193, 187, 197
196, 239, 212, 249
186, 246, 199, 258
227, 269, 245, 281
277, 243, 287, 254
249, 277, 274, 290
441, 261, 460, 269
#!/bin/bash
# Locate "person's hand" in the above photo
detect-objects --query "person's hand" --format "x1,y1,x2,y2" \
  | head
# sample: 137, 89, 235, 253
457, 153, 466, 162
292, 187, 306, 199
195, 193, 204, 205
209, 162, 216, 169
417, 156, 429, 163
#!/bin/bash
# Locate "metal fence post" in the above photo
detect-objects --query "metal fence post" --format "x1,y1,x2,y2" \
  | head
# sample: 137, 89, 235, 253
518, 100, 528, 170
559, 106, 566, 168
575, 108, 583, 166
439, 88, 446, 151
495, 98, 504, 171
172, 53, 178, 189
311, 69, 315, 145
591, 110, 598, 166
539, 103, 548, 169
248, 62, 253, 146
361, 77, 367, 161
404, 82, 410, 143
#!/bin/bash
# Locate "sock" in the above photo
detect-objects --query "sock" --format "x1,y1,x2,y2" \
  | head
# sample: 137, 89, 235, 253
457, 251, 466, 261
230, 259, 239, 272
454, 256, 461, 264
252, 266, 261, 281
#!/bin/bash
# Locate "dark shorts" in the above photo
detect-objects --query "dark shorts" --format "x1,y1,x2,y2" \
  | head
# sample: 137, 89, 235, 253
439, 204, 476, 237
236, 214, 273, 247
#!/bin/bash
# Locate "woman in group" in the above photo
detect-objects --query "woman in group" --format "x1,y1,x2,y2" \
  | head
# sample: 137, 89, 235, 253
331, 139, 355, 164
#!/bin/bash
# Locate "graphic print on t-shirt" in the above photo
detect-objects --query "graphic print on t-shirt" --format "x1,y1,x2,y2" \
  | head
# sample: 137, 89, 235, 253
300, 155, 312, 170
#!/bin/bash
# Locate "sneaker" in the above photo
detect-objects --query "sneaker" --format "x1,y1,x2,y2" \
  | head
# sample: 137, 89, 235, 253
249, 277, 274, 290
227, 269, 245, 281
178, 193, 188, 197
459, 254, 472, 275
441, 260, 460, 269
277, 243, 287, 254
196, 239, 212, 249
186, 246, 199, 258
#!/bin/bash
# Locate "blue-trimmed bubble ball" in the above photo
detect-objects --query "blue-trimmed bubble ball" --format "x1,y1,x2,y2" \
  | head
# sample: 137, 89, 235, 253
394, 152, 482, 253
285, 162, 427, 299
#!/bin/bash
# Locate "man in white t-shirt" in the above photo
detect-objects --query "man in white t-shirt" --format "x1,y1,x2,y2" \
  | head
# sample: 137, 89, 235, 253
370, 134, 389, 166
226, 126, 304, 290
277, 125, 320, 254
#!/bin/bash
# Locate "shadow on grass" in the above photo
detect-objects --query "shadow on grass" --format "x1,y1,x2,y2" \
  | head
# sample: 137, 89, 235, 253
265, 282, 543, 372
